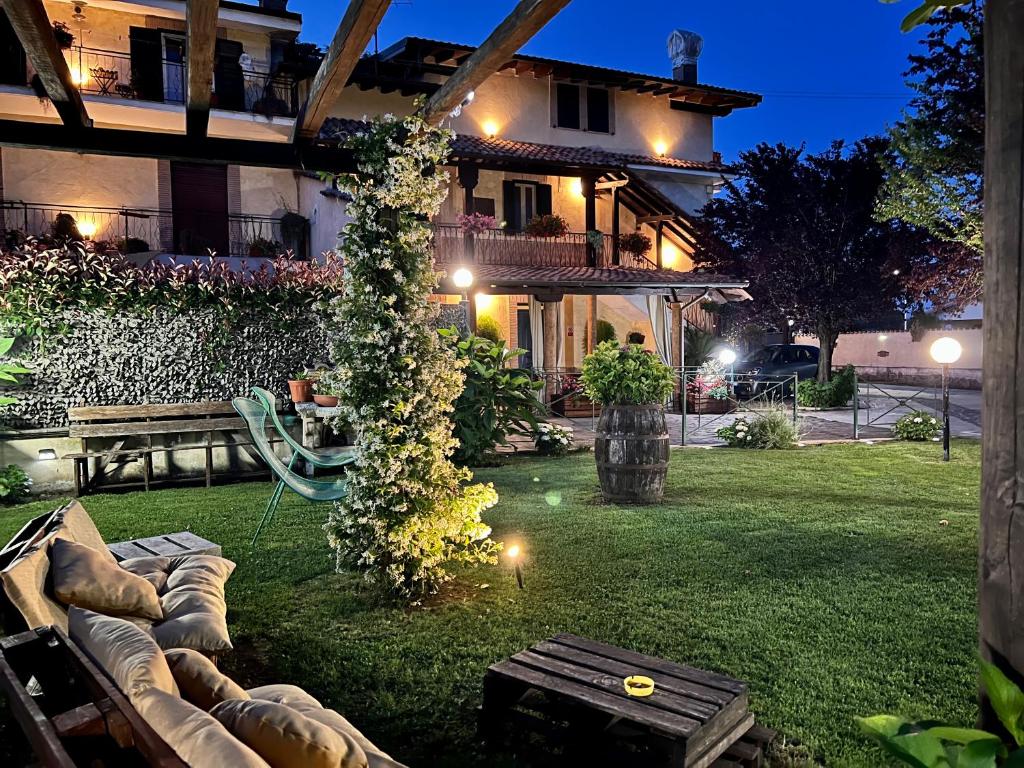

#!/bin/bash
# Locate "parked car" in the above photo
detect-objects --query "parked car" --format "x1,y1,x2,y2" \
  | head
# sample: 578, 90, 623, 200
732, 344, 819, 398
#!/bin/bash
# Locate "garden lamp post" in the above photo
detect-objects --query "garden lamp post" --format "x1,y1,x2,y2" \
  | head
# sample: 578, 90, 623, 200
929, 337, 962, 462
718, 348, 737, 388
506, 543, 524, 590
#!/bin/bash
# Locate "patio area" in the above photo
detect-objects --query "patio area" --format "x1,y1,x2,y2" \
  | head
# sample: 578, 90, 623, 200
0, 440, 979, 767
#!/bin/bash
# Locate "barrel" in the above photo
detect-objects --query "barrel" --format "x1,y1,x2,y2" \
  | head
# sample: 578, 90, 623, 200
594, 404, 670, 503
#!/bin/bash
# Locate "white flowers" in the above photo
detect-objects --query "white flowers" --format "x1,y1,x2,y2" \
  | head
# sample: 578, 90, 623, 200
535, 422, 574, 455
913, 417, 923, 423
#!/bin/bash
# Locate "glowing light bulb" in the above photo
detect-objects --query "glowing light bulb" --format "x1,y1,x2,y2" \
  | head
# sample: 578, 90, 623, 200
452, 267, 473, 289
70, 66, 87, 87
570, 178, 583, 196
475, 292, 494, 312
77, 221, 96, 239
930, 337, 962, 365
506, 544, 521, 559
482, 120, 498, 139
653, 140, 668, 157
718, 348, 737, 366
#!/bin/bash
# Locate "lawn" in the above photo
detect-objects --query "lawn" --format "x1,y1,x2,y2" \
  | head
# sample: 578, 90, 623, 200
0, 441, 980, 766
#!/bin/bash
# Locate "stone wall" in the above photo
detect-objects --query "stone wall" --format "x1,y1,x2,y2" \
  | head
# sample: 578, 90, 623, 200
1, 308, 330, 429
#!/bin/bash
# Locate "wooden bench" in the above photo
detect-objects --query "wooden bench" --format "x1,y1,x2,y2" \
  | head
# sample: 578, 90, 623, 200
65, 401, 285, 495
481, 633, 768, 767
107, 531, 221, 561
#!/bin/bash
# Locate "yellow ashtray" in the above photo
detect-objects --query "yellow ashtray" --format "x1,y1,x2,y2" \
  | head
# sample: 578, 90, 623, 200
623, 675, 655, 697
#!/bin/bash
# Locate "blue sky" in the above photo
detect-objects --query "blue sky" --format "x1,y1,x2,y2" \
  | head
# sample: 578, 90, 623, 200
286, 0, 927, 162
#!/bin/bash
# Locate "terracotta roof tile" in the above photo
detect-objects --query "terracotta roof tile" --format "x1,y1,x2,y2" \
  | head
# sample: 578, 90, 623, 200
436, 262, 746, 290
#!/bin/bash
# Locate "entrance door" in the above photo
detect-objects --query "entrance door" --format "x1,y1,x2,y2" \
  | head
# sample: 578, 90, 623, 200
171, 162, 229, 256
517, 308, 533, 369
162, 34, 185, 103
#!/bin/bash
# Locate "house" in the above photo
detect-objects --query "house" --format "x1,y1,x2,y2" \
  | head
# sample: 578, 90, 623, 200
0, 1, 760, 382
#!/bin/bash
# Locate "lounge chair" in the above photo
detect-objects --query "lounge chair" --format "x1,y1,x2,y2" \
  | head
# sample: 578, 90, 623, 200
250, 386, 356, 469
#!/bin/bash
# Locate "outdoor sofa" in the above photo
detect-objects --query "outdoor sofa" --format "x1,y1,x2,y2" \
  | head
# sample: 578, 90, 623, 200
0, 501, 407, 768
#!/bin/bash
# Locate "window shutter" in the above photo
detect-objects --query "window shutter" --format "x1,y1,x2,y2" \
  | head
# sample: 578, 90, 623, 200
214, 39, 246, 111
502, 180, 517, 231
129, 28, 163, 101
555, 83, 580, 129
537, 184, 553, 217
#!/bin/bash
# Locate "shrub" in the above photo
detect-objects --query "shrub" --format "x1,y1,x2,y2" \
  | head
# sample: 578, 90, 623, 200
475, 315, 504, 345
893, 410, 941, 440
596, 319, 617, 344
0, 337, 31, 407
456, 212, 497, 234
717, 409, 799, 449
581, 341, 675, 405
0, 464, 31, 504
320, 111, 500, 597
618, 231, 652, 258
797, 364, 856, 408
688, 359, 730, 400
441, 330, 544, 465
684, 326, 715, 368
524, 214, 569, 238
535, 422, 574, 456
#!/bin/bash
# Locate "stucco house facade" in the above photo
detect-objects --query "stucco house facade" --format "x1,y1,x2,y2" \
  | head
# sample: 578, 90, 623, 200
0, 0, 760, 380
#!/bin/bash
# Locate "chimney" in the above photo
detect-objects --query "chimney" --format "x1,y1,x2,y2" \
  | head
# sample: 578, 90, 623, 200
668, 29, 703, 84
260, 0, 289, 10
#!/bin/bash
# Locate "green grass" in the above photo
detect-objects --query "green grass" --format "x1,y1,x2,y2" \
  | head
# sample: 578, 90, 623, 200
0, 441, 980, 766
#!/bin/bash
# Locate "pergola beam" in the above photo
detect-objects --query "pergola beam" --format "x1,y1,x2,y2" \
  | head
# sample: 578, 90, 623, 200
419, 0, 571, 124
0, 0, 90, 128
293, 0, 392, 139
185, 0, 219, 137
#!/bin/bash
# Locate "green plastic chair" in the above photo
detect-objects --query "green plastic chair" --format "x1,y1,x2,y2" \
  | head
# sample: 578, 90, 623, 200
233, 397, 350, 547
250, 387, 355, 469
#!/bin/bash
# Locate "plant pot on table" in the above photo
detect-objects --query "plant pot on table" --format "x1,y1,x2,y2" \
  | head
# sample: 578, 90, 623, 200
288, 379, 313, 404
313, 394, 338, 407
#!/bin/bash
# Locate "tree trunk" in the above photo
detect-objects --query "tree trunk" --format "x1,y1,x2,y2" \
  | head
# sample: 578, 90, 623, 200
816, 325, 837, 383
979, 0, 1024, 731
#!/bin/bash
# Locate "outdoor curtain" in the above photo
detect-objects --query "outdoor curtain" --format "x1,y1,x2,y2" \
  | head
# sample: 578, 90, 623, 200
528, 297, 565, 370
646, 295, 673, 366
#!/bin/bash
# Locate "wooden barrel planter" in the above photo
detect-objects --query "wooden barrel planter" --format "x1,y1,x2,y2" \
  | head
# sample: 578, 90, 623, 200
594, 404, 669, 504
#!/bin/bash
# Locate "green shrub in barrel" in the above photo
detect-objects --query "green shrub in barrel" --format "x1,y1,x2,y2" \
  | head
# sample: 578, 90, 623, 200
581, 341, 675, 503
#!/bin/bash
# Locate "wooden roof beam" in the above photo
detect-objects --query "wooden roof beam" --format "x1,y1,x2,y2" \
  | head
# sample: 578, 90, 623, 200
0, 0, 90, 128
293, 0, 392, 139
185, 0, 219, 137
420, 0, 572, 124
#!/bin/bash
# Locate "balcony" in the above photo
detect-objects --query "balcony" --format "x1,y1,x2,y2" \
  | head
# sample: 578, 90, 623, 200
62, 46, 299, 117
432, 223, 659, 271
1, 201, 292, 257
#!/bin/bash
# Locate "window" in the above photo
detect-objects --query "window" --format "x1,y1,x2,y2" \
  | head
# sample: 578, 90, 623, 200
502, 181, 553, 232
552, 83, 613, 133
473, 197, 496, 218
555, 83, 580, 129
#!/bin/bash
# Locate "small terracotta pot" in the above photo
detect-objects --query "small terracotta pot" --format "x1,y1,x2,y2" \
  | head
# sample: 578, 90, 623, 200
313, 394, 339, 407
288, 379, 313, 403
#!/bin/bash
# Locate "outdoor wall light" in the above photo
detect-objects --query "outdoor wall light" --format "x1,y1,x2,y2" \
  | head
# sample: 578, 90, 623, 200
37, 449, 58, 461
930, 336, 962, 462
452, 267, 473, 289
878, 334, 888, 342
653, 140, 668, 157
475, 292, 494, 312
892, 268, 901, 276
569, 178, 583, 197
69, 65, 87, 87
482, 119, 499, 139
78, 221, 97, 239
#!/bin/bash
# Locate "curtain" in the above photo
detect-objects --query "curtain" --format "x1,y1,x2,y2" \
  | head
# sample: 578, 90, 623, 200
529, 297, 544, 371
555, 302, 565, 368
646, 295, 673, 365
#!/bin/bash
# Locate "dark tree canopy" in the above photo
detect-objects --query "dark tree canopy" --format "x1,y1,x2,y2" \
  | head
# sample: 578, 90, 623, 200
876, 1, 984, 314
693, 138, 920, 382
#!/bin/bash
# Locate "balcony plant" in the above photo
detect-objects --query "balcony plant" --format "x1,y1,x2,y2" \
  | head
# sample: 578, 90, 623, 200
581, 341, 675, 503
525, 214, 569, 238
619, 231, 652, 259
456, 212, 497, 235
52, 22, 74, 50
247, 236, 284, 258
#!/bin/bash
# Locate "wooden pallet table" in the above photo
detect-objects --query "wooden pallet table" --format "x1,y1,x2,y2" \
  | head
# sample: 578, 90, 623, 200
481, 633, 763, 768
107, 531, 221, 562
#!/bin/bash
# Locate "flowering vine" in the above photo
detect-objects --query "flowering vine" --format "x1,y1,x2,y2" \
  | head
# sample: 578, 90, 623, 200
320, 112, 500, 596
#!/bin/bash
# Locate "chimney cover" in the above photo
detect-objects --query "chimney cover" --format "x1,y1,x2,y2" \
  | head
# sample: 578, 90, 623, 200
668, 29, 703, 84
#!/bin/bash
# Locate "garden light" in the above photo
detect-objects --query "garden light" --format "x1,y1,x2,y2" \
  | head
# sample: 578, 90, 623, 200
506, 543, 524, 590
37, 449, 57, 461
452, 267, 473, 289
930, 337, 962, 462
718, 348, 737, 366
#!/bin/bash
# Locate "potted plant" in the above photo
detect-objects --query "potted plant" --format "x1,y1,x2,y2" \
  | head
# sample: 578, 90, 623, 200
287, 371, 313, 404
456, 212, 497, 235
618, 231, 653, 261
248, 236, 283, 258
524, 214, 569, 238
581, 341, 675, 503
686, 359, 732, 414
551, 372, 597, 418
312, 372, 339, 407
52, 22, 74, 50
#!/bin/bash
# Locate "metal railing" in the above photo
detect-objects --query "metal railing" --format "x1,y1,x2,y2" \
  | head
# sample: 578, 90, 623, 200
1, 201, 285, 257
432, 224, 659, 270
852, 375, 941, 439
59, 46, 298, 117
676, 367, 799, 445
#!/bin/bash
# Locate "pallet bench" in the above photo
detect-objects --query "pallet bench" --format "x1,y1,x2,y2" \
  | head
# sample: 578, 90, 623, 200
481, 633, 770, 767
107, 531, 221, 561
65, 401, 285, 495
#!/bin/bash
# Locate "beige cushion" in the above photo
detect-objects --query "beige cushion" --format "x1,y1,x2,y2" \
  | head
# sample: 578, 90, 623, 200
211, 698, 368, 768
135, 688, 269, 768
67, 607, 178, 699
0, 532, 69, 631
153, 611, 233, 654
247, 686, 401, 767
56, 501, 115, 563
120, 556, 172, 593
51, 538, 163, 622
165, 648, 250, 711
165, 556, 236, 595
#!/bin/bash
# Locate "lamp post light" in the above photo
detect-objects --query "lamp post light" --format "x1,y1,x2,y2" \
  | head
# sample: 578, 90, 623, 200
718, 348, 737, 387
452, 267, 474, 332
929, 336, 963, 462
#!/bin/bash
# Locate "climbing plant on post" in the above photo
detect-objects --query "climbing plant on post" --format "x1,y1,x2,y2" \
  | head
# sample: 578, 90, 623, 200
321, 113, 500, 597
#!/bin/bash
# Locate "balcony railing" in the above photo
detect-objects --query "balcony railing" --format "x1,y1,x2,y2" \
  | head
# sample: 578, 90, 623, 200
61, 46, 298, 117
432, 224, 659, 270
1, 201, 287, 257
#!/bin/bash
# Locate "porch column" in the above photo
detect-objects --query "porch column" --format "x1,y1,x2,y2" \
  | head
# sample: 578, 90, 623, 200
582, 173, 597, 266
587, 295, 597, 354
542, 299, 560, 400
467, 295, 478, 335
611, 186, 621, 265
655, 221, 664, 269
457, 162, 479, 263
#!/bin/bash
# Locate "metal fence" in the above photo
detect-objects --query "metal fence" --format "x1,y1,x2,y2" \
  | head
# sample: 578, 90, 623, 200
676, 367, 798, 445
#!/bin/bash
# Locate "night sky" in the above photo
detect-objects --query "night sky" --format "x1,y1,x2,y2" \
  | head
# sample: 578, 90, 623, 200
285, 0, 928, 162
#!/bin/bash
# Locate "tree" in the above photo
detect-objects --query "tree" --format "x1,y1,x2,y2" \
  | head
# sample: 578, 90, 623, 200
320, 113, 500, 597
693, 138, 916, 382
876, 1, 984, 314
